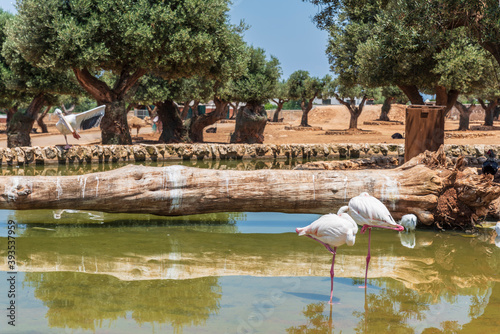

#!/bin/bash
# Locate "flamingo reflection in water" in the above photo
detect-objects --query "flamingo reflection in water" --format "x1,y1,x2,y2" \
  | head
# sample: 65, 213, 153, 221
296, 212, 358, 304
337, 192, 405, 288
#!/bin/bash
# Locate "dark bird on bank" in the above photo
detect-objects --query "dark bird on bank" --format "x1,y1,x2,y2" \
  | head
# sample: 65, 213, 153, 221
391, 133, 403, 139
482, 150, 498, 176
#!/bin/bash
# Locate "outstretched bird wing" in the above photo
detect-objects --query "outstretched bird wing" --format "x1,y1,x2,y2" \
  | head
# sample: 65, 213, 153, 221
74, 105, 106, 130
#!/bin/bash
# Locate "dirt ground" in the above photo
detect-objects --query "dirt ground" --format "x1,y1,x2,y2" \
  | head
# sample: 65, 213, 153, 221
1, 104, 499, 146
198, 104, 500, 146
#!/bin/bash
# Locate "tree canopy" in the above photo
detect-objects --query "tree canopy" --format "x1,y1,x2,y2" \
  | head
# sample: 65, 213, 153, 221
9, 0, 245, 144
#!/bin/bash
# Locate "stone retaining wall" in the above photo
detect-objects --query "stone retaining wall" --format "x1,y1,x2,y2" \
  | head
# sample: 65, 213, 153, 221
0, 143, 498, 166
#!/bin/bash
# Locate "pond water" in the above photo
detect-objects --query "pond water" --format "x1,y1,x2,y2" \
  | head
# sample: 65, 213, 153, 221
1, 162, 500, 333
0, 209, 499, 334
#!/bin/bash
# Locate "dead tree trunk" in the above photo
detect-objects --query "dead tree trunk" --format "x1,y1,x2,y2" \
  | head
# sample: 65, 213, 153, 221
2, 149, 499, 231
230, 102, 267, 144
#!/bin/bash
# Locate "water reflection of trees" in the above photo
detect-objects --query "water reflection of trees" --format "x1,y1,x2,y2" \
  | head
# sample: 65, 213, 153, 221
0, 159, 308, 176
286, 302, 333, 334
24, 272, 221, 333
11, 209, 244, 228
353, 283, 430, 333
286, 281, 468, 334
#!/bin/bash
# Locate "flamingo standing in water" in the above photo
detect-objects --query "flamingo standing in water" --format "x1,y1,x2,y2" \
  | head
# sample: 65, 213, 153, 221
296, 212, 358, 304
337, 192, 404, 288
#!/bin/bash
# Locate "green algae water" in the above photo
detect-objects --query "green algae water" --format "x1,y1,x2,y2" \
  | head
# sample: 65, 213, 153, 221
0, 210, 499, 333
0, 163, 499, 333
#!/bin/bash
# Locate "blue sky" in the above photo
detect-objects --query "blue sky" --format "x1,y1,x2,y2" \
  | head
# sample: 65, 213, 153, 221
0, 0, 331, 79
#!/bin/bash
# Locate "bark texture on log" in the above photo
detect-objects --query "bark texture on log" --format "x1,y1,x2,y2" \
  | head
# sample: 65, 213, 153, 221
1, 148, 499, 231
0, 162, 448, 223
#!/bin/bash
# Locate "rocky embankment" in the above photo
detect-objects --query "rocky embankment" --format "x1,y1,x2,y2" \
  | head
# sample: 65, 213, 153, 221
0, 143, 498, 166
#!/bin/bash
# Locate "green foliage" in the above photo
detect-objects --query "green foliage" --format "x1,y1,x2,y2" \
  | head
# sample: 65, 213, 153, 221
305, 0, 500, 103
0, 9, 25, 108
327, 78, 381, 101
264, 102, 277, 110
381, 85, 407, 103
288, 70, 330, 102
13, 0, 237, 76
282, 100, 302, 110
229, 47, 281, 104
273, 79, 291, 102
431, 31, 498, 94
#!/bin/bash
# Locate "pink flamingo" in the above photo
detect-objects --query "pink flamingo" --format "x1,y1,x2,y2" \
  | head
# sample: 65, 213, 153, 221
296, 212, 358, 304
337, 192, 404, 288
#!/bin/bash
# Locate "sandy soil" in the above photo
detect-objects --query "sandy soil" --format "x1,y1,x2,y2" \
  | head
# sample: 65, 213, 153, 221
1, 104, 499, 146
199, 104, 500, 146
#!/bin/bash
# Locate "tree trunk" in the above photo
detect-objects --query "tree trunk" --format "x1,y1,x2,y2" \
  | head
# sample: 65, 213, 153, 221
478, 98, 498, 126
455, 102, 473, 131
2, 155, 499, 231
97, 98, 132, 145
379, 97, 394, 121
191, 100, 200, 118
435, 86, 460, 116
300, 98, 314, 127
272, 99, 286, 122
337, 95, 367, 130
349, 108, 361, 129
36, 105, 52, 133
6, 106, 18, 125
189, 96, 228, 142
230, 102, 268, 144
180, 100, 191, 120
73, 67, 146, 145
229, 102, 239, 119
398, 85, 424, 105
156, 100, 190, 143
7, 93, 46, 148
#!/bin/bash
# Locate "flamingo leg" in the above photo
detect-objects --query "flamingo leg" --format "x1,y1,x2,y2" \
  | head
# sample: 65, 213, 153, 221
364, 227, 372, 288
329, 246, 337, 305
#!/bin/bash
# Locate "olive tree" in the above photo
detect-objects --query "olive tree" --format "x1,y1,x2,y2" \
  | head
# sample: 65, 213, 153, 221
230, 47, 281, 144
10, 0, 240, 145
2, 9, 82, 147
271, 79, 291, 122
288, 70, 329, 127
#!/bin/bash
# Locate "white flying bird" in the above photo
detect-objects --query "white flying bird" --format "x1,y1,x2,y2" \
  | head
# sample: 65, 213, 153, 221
54, 105, 106, 148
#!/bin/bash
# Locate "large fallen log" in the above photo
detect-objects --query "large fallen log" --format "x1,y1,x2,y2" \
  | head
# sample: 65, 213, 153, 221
1, 148, 499, 229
